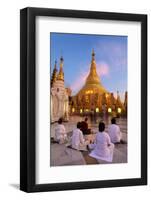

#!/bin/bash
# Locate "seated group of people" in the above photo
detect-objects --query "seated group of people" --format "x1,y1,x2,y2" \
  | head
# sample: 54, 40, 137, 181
54, 117, 125, 162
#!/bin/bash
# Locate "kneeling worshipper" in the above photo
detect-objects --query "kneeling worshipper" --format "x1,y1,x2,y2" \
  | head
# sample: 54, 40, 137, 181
71, 122, 89, 151
55, 118, 68, 144
89, 122, 114, 162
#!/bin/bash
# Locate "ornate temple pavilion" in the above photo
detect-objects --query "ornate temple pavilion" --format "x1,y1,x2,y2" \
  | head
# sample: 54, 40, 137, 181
50, 57, 70, 122
70, 50, 127, 116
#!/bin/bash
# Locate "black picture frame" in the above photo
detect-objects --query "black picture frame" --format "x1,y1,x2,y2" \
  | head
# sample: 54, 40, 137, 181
20, 7, 147, 192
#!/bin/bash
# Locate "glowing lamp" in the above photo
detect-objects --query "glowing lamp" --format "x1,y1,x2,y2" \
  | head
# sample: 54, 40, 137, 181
96, 108, 99, 113
117, 108, 121, 113
108, 108, 112, 113
72, 108, 75, 113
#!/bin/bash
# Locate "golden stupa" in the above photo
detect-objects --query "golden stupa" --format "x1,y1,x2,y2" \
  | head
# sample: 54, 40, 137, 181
77, 49, 107, 96
70, 50, 126, 115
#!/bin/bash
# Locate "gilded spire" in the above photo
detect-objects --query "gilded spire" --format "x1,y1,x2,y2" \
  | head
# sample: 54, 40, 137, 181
51, 60, 58, 87
116, 91, 123, 108
124, 91, 127, 108
117, 91, 120, 101
124, 91, 127, 101
54, 60, 57, 70
85, 49, 101, 85
57, 56, 64, 81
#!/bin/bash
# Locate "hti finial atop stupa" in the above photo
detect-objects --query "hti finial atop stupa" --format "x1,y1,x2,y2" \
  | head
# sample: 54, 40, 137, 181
92, 49, 95, 61
57, 56, 64, 81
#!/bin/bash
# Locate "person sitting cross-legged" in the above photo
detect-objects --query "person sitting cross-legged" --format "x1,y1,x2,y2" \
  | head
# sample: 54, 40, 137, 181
81, 117, 91, 135
108, 118, 126, 144
88, 122, 114, 162
55, 118, 68, 144
71, 122, 89, 151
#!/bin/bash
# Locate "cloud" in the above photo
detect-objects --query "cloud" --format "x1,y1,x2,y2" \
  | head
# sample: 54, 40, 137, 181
97, 62, 110, 77
95, 39, 127, 72
71, 62, 109, 95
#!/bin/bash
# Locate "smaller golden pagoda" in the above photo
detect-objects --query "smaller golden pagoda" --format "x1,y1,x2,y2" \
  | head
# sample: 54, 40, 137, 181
51, 60, 58, 87
57, 56, 64, 81
50, 56, 70, 122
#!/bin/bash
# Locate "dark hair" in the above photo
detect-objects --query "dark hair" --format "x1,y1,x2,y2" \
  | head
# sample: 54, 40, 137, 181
58, 118, 63, 124
85, 117, 88, 122
99, 122, 105, 132
111, 118, 116, 124
77, 122, 81, 129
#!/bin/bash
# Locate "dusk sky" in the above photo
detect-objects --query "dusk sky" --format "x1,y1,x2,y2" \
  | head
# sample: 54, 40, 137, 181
50, 33, 127, 102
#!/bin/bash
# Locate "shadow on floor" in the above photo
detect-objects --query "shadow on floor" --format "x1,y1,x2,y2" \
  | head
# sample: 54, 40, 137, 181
9, 183, 20, 190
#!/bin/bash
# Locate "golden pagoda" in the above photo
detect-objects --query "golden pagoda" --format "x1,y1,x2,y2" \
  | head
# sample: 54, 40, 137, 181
51, 60, 58, 87
77, 49, 107, 96
70, 50, 124, 115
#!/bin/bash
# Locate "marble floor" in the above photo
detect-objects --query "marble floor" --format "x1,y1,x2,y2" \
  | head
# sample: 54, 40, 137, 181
50, 116, 127, 166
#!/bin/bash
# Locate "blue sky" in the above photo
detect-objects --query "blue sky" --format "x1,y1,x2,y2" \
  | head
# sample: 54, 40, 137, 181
50, 33, 127, 101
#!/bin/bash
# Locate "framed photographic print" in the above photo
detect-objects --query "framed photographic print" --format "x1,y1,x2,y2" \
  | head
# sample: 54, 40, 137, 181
20, 7, 147, 192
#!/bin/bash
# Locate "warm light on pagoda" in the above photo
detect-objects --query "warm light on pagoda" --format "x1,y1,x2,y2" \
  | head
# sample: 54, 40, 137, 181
96, 108, 99, 113
80, 109, 83, 113
117, 107, 121, 113
108, 108, 112, 113
106, 93, 109, 98
85, 90, 93, 94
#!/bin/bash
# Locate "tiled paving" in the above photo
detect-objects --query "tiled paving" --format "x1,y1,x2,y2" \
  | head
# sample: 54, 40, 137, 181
50, 116, 127, 166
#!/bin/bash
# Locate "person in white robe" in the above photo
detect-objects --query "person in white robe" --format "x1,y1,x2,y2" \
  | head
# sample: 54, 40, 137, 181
89, 122, 114, 162
55, 118, 67, 144
71, 122, 89, 151
108, 118, 122, 144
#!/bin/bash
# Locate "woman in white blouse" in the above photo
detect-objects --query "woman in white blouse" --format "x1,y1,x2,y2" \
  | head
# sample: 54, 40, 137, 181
89, 122, 114, 162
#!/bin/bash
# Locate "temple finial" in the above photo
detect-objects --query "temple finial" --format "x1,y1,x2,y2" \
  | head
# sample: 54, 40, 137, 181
54, 60, 57, 69
92, 49, 95, 60
57, 56, 64, 81
60, 56, 64, 63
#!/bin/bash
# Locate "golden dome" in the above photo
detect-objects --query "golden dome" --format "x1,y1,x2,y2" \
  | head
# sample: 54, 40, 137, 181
77, 50, 107, 95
